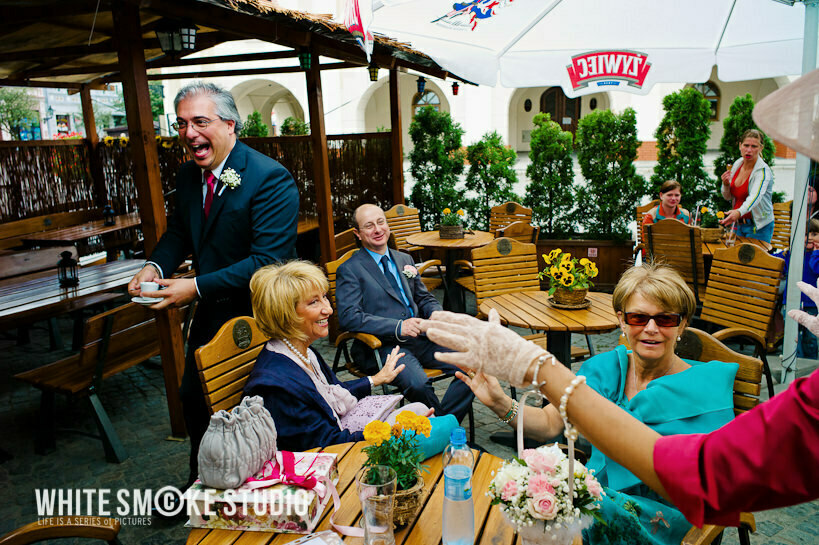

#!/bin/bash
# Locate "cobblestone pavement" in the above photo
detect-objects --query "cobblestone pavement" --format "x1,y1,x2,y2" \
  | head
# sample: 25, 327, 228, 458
1, 293, 816, 544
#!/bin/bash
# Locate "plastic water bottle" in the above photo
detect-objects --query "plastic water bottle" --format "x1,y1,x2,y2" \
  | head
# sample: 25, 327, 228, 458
442, 427, 474, 545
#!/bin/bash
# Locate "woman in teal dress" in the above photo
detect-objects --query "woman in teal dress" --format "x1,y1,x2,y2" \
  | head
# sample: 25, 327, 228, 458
456, 263, 737, 544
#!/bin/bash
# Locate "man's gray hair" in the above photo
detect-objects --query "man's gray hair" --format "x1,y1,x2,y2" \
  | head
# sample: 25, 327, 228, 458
174, 82, 243, 132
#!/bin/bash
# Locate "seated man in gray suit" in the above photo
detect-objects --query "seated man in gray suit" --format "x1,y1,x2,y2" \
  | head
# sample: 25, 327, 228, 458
335, 204, 473, 422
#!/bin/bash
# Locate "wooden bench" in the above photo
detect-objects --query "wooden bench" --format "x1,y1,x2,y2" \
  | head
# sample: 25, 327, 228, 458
0, 210, 101, 251
14, 302, 161, 463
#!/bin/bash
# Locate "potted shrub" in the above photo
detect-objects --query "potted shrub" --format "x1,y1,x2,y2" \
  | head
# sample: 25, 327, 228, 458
463, 131, 519, 231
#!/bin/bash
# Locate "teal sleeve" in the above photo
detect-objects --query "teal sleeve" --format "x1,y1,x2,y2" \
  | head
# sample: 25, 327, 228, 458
414, 414, 459, 460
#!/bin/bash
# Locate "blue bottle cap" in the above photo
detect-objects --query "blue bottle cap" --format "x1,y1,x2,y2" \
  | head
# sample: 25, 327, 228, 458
450, 426, 466, 445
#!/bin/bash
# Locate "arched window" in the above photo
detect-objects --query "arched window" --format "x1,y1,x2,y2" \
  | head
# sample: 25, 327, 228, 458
412, 91, 440, 117
693, 81, 720, 121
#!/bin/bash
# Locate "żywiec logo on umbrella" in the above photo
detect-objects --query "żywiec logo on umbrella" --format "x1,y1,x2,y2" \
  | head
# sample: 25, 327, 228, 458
566, 50, 652, 91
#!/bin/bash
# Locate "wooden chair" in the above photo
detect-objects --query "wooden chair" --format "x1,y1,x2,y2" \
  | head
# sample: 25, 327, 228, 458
326, 249, 475, 441
0, 516, 122, 545
384, 204, 425, 255
699, 243, 785, 398
495, 221, 539, 244
194, 316, 268, 414
334, 227, 358, 257
619, 327, 760, 545
645, 219, 706, 305
770, 200, 792, 252
14, 302, 162, 463
489, 202, 533, 235
635, 199, 660, 255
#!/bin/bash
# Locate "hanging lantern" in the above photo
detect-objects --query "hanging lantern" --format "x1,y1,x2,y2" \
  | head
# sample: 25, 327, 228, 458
102, 204, 116, 226
367, 64, 379, 82
416, 76, 426, 94
298, 50, 312, 70
57, 251, 79, 287
452, 82, 460, 95
155, 20, 198, 55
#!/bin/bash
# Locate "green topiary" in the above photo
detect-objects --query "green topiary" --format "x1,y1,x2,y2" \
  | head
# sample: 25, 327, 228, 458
239, 110, 269, 137
464, 131, 519, 231
714, 93, 776, 176
523, 112, 575, 237
575, 108, 646, 241
408, 106, 466, 231
280, 116, 309, 136
651, 88, 712, 210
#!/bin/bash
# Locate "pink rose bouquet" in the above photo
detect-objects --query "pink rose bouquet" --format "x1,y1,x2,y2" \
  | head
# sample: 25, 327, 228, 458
488, 444, 603, 541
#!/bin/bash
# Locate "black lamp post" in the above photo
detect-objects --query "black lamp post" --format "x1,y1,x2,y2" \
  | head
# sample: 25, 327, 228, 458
416, 76, 426, 94
155, 20, 198, 55
58, 251, 79, 287
367, 64, 379, 82
102, 204, 116, 226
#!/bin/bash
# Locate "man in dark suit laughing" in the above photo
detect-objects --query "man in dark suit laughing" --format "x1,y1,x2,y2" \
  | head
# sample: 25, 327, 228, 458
127, 82, 299, 485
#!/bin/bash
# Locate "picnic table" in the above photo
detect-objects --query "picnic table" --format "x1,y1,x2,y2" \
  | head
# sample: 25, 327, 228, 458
186, 441, 580, 545
703, 236, 773, 257
21, 212, 142, 258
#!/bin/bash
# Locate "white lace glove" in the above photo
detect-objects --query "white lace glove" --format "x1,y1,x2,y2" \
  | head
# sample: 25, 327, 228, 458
788, 280, 819, 338
420, 309, 549, 387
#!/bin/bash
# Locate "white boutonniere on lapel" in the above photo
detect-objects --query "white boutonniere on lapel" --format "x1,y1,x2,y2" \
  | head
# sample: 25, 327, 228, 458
402, 265, 418, 279
217, 168, 241, 196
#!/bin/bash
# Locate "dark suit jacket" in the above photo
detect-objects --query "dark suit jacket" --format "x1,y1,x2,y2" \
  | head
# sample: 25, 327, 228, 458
244, 348, 371, 451
149, 140, 299, 346
336, 248, 441, 342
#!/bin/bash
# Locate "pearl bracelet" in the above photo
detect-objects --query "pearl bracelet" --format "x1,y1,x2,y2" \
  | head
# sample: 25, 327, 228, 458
558, 376, 586, 441
499, 399, 519, 424
530, 352, 554, 388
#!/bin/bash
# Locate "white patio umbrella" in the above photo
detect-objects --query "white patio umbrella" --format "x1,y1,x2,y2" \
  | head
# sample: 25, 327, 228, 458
369, 0, 806, 96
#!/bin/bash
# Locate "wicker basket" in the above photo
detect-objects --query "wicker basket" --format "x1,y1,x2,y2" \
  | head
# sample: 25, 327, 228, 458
439, 225, 464, 239
553, 287, 588, 306
393, 476, 424, 527
700, 227, 723, 243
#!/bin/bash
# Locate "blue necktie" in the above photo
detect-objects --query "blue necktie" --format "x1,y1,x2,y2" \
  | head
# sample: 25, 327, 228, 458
381, 255, 412, 315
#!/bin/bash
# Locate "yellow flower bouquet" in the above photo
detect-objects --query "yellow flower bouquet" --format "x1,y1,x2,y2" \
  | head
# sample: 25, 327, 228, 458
440, 207, 466, 226
363, 411, 431, 490
698, 206, 724, 229
539, 249, 598, 296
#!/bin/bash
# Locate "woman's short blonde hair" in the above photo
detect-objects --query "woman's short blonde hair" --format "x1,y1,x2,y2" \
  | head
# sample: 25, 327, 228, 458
612, 263, 696, 324
250, 260, 329, 342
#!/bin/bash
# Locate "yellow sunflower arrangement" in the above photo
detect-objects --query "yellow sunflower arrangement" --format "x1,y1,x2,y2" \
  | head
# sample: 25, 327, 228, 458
362, 411, 431, 490
698, 206, 725, 228
539, 248, 598, 295
440, 207, 466, 226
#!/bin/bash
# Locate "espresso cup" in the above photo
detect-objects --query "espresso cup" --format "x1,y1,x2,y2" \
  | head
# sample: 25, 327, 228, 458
140, 281, 160, 294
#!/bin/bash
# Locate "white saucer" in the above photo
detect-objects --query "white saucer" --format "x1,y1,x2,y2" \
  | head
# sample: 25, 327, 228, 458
132, 296, 162, 305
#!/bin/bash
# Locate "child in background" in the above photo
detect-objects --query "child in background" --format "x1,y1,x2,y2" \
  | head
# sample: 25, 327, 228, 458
781, 218, 819, 358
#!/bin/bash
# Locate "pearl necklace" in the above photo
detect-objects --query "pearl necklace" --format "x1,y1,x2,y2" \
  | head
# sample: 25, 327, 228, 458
281, 338, 311, 367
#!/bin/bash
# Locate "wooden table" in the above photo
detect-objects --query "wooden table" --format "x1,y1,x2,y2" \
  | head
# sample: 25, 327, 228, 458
479, 291, 619, 366
702, 237, 773, 258
186, 441, 522, 545
21, 213, 142, 258
405, 230, 494, 312
0, 259, 143, 334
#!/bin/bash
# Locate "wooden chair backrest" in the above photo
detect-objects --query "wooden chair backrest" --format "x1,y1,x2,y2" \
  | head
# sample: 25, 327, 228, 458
495, 221, 539, 244
771, 200, 792, 252
334, 228, 358, 257
635, 199, 660, 249
489, 202, 533, 234
468, 237, 540, 310
619, 327, 762, 415
384, 204, 424, 253
700, 243, 785, 342
0, 210, 101, 250
645, 219, 706, 301
0, 245, 77, 280
195, 316, 269, 414
325, 249, 359, 342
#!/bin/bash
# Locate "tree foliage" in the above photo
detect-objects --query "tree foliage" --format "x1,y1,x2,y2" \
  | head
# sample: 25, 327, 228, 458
464, 131, 519, 231
575, 108, 646, 240
148, 84, 165, 122
239, 110, 269, 137
524, 113, 575, 236
651, 88, 713, 209
714, 93, 776, 176
0, 87, 36, 140
408, 107, 466, 230
280, 116, 310, 135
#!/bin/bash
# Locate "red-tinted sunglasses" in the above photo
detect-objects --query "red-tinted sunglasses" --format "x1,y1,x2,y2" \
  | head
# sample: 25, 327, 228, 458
623, 312, 682, 327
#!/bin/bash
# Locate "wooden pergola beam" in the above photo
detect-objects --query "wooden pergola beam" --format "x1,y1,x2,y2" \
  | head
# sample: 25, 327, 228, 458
389, 68, 404, 205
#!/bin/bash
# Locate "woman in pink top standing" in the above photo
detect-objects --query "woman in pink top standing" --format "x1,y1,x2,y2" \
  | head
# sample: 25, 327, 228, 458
719, 129, 775, 243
